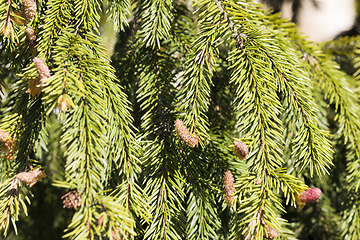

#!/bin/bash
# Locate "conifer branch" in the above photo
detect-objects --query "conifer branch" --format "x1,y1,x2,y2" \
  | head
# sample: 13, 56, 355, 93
140, 0, 174, 48
298, 42, 360, 240
73, 0, 101, 31
37, 0, 72, 59
107, 0, 130, 32
177, 0, 226, 142
44, 32, 137, 239
222, 0, 333, 177
137, 47, 186, 240
272, 22, 360, 240
186, 185, 220, 239
183, 146, 223, 239
214, 0, 247, 48
218, 2, 332, 238
0, 178, 30, 236
1, 0, 359, 239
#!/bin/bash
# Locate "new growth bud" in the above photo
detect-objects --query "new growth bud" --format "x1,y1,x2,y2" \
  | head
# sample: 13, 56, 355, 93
27, 58, 50, 96
174, 119, 198, 148
61, 189, 81, 209
26, 77, 42, 96
264, 224, 279, 239
57, 95, 70, 112
0, 130, 9, 142
295, 188, 322, 209
233, 140, 248, 160
21, 0, 36, 22
25, 27, 36, 48
0, 129, 17, 160
1, 21, 12, 38
224, 170, 235, 207
16, 168, 47, 187
33, 57, 50, 80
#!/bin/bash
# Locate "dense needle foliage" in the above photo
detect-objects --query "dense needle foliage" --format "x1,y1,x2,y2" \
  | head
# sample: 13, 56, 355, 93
1, 0, 360, 239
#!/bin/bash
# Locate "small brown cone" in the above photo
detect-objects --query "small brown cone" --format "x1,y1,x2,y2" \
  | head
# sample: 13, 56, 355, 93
174, 119, 198, 148
26, 77, 42, 96
0, 130, 17, 160
0, 130, 10, 142
1, 21, 12, 38
61, 189, 81, 209
224, 170, 235, 207
25, 27, 36, 48
22, 0, 36, 22
16, 168, 46, 187
295, 188, 322, 209
264, 224, 279, 239
57, 95, 69, 112
1, 138, 17, 160
33, 57, 50, 80
233, 140, 248, 160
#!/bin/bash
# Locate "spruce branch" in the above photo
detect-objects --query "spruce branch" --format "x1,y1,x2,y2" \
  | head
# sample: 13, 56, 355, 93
293, 35, 360, 189
214, 0, 247, 48
222, 0, 333, 177
1, 0, 359, 239
107, 0, 130, 32
37, 0, 72, 59
73, 0, 101, 31
267, 14, 360, 240
218, 2, 332, 238
44, 32, 138, 239
140, 0, 174, 48
0, 56, 49, 235
182, 144, 224, 239
228, 46, 287, 239
137, 46, 186, 240
176, 0, 226, 142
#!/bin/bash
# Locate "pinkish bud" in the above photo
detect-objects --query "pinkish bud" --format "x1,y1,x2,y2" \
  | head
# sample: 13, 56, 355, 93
224, 170, 235, 207
233, 140, 248, 160
298, 188, 322, 203
265, 224, 279, 239
174, 119, 198, 148
295, 188, 322, 209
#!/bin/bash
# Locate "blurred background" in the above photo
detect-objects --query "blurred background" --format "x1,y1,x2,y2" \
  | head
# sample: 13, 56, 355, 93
260, 0, 357, 42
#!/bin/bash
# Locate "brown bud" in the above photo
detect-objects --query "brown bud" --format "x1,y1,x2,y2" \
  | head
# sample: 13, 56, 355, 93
174, 119, 198, 148
22, 0, 36, 22
25, 27, 36, 47
26, 77, 42, 96
295, 188, 322, 209
233, 140, 248, 160
0, 130, 10, 142
224, 170, 235, 207
1, 138, 17, 160
33, 57, 50, 80
264, 224, 279, 239
61, 189, 81, 209
16, 168, 47, 187
1, 21, 12, 38
57, 95, 69, 112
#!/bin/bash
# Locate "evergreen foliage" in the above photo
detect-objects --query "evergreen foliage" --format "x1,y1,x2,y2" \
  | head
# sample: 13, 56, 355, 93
0, 0, 360, 239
